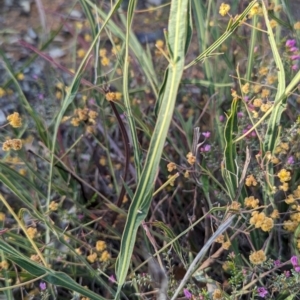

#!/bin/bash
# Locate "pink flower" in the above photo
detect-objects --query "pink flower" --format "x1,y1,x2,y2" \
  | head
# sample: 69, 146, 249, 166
292, 64, 299, 71
237, 111, 244, 118
290, 47, 298, 52
219, 115, 225, 122
284, 270, 290, 277
291, 55, 300, 60
274, 259, 280, 266
201, 144, 211, 152
287, 156, 295, 164
39, 282, 46, 291
257, 287, 268, 298
109, 275, 116, 283
295, 266, 300, 272
202, 131, 211, 138
286, 39, 296, 48
291, 255, 298, 266
183, 289, 192, 299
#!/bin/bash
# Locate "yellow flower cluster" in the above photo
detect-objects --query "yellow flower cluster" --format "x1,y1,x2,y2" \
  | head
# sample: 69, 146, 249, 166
0, 260, 9, 270
244, 196, 259, 209
283, 186, 300, 232
0, 212, 5, 222
212, 289, 223, 299
49, 201, 59, 211
253, 98, 262, 107
215, 235, 231, 249
245, 174, 258, 187
167, 162, 176, 172
275, 142, 289, 154
242, 83, 250, 94
277, 169, 291, 183
2, 139, 22, 151
87, 240, 111, 264
294, 21, 300, 30
270, 209, 279, 219
96, 240, 106, 252
230, 201, 240, 211
283, 220, 298, 232
186, 152, 196, 165
70, 107, 98, 128
248, 3, 262, 18
105, 92, 122, 102
250, 211, 274, 232
27, 227, 38, 239
77, 48, 86, 59
249, 249, 266, 265
99, 47, 110, 66
87, 252, 97, 263
7, 112, 22, 128
219, 3, 230, 16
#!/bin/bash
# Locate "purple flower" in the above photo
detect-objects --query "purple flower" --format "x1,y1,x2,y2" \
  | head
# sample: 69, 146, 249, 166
38, 93, 44, 100
287, 156, 295, 164
292, 64, 299, 71
284, 270, 290, 277
202, 131, 211, 138
291, 255, 298, 266
291, 55, 300, 60
219, 115, 225, 122
237, 111, 244, 118
290, 47, 298, 53
257, 287, 268, 298
202, 144, 211, 152
109, 275, 116, 283
286, 39, 296, 48
295, 266, 300, 272
183, 289, 192, 299
243, 96, 249, 102
39, 282, 46, 291
274, 259, 280, 266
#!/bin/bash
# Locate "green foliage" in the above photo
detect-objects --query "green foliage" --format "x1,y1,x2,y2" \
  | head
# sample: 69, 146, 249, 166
1, 0, 300, 299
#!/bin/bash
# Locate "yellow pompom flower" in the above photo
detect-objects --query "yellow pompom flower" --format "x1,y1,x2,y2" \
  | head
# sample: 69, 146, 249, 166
249, 250, 266, 265
244, 196, 259, 209
49, 201, 58, 211
186, 152, 196, 165
219, 3, 230, 16
248, 3, 260, 18
245, 174, 258, 186
77, 49, 86, 59
270, 209, 279, 219
27, 227, 38, 239
87, 252, 97, 263
101, 57, 110, 66
277, 169, 291, 183
212, 289, 223, 299
167, 162, 177, 172
294, 21, 300, 30
261, 217, 274, 232
99, 250, 111, 262
7, 112, 22, 128
250, 211, 265, 228
283, 220, 298, 232
0, 213, 5, 222
242, 83, 250, 94
96, 240, 107, 252
253, 98, 262, 107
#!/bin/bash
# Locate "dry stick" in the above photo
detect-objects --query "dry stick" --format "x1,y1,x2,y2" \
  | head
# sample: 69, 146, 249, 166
170, 214, 235, 300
